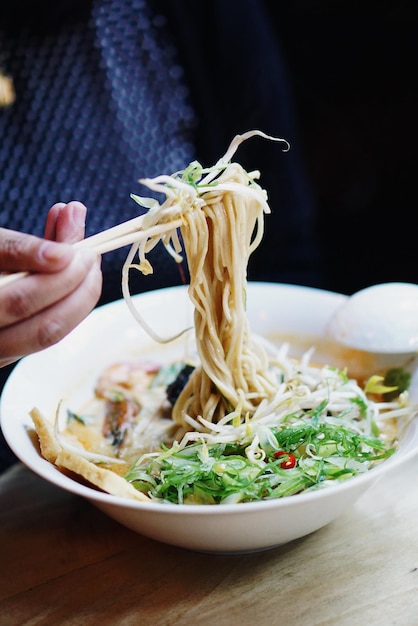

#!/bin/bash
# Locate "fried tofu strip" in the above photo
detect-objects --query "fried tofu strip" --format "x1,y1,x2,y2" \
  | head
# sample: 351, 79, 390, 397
29, 407, 150, 502
30, 407, 61, 463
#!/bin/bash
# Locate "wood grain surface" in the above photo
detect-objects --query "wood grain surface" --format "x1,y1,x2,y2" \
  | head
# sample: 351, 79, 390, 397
1, 459, 418, 626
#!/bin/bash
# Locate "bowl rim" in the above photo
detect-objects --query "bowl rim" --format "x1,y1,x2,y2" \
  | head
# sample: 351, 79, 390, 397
2, 281, 417, 515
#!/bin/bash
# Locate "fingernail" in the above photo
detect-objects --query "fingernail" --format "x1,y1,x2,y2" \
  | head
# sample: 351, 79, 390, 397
39, 240, 72, 262
69, 201, 87, 228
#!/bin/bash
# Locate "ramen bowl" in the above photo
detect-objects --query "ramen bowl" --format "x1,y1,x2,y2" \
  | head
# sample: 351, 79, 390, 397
1, 283, 418, 553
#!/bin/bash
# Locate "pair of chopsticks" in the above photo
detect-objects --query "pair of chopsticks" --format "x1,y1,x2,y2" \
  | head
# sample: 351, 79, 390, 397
0, 214, 183, 289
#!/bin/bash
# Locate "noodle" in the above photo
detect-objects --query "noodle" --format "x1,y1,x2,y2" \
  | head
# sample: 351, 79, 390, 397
123, 131, 289, 427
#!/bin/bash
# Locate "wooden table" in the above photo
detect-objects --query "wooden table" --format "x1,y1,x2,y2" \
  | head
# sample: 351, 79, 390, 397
1, 458, 418, 626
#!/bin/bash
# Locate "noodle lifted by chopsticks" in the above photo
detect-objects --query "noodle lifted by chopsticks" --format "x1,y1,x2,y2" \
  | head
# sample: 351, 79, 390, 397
122, 130, 289, 427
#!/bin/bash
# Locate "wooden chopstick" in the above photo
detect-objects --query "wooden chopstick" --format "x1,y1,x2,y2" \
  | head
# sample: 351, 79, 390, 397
74, 219, 182, 254
73, 214, 146, 253
0, 270, 27, 289
0, 217, 183, 290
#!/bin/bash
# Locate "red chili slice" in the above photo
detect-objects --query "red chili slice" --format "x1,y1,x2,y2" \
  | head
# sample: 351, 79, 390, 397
273, 450, 296, 469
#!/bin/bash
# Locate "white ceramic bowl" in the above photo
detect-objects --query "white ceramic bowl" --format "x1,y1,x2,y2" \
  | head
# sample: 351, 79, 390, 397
2, 283, 418, 553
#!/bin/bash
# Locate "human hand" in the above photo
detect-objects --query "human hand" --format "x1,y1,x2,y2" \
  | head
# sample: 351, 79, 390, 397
0, 201, 102, 367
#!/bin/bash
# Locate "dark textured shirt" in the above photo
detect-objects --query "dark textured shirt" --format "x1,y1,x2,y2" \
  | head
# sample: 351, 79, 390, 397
0, 0, 322, 469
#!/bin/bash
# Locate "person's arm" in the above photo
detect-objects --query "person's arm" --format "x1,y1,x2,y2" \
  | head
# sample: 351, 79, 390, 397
0, 201, 102, 367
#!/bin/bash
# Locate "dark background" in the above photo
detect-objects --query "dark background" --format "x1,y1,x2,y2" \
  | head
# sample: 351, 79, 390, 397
266, 0, 417, 295
1, 0, 416, 296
